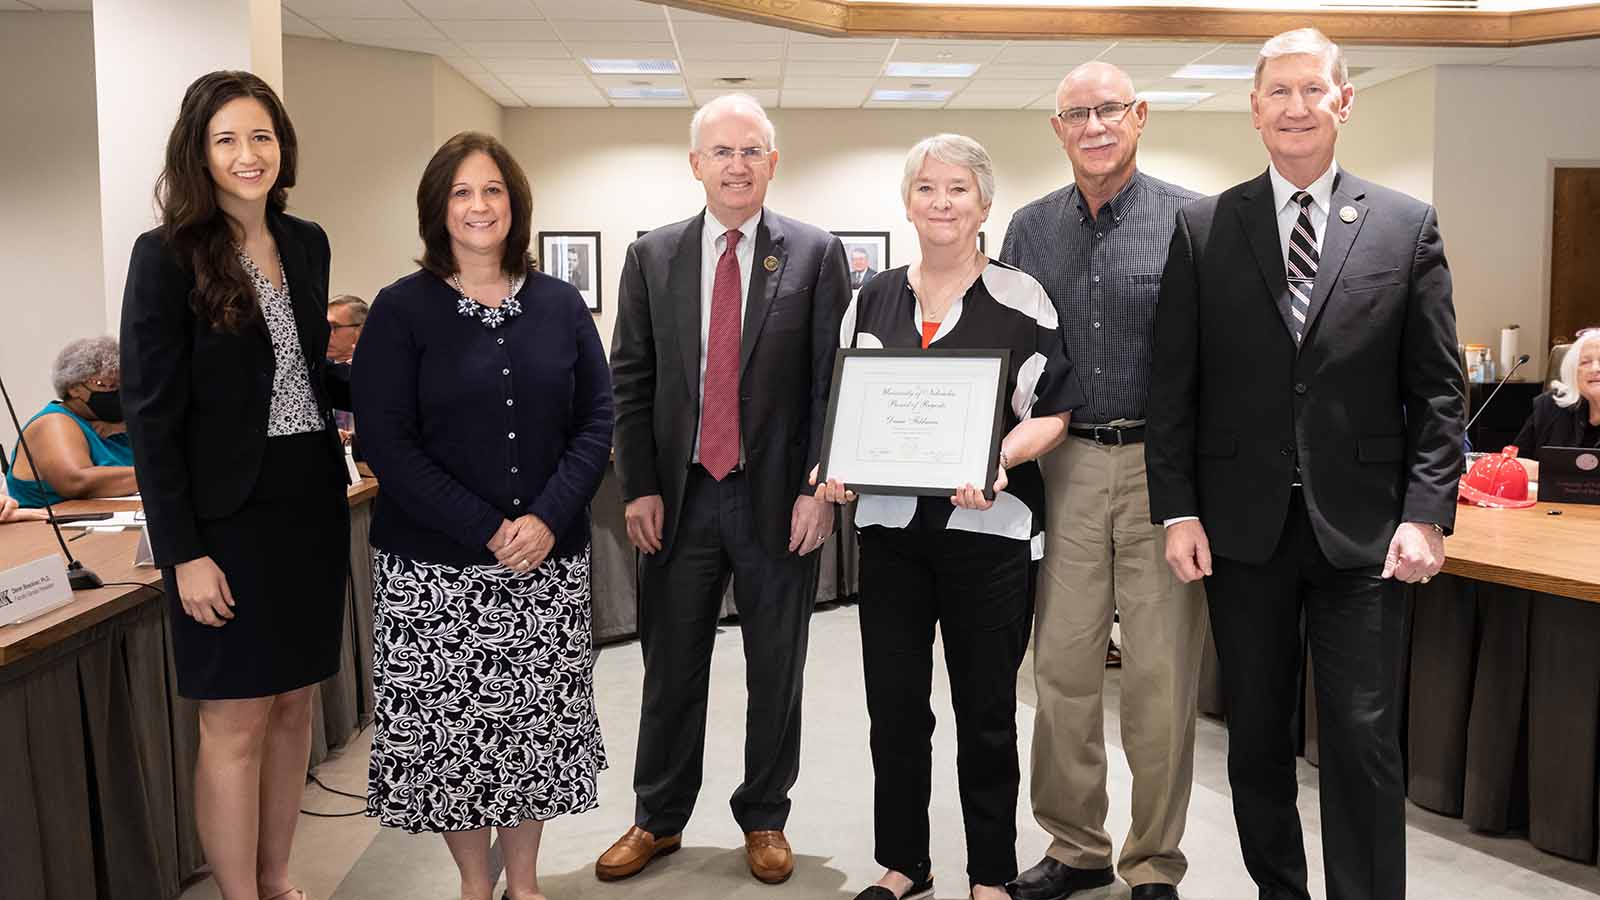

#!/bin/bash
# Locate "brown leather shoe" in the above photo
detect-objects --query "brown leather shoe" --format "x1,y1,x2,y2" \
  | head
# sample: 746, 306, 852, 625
745, 830, 794, 884
595, 826, 681, 881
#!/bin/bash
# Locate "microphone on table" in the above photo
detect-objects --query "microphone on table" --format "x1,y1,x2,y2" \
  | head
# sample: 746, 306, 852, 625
1463, 353, 1531, 454
0, 370, 104, 590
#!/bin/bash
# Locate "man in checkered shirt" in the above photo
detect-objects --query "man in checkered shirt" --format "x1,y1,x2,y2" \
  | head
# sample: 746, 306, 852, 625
1000, 61, 1206, 900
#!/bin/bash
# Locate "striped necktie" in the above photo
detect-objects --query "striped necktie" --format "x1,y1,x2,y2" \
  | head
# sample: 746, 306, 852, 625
1286, 191, 1319, 344
699, 229, 743, 480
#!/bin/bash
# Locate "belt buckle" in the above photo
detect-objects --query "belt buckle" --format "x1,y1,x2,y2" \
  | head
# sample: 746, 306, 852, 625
1094, 425, 1122, 446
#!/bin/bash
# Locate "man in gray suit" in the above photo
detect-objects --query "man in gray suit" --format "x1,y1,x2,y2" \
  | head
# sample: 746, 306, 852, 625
600, 93, 850, 886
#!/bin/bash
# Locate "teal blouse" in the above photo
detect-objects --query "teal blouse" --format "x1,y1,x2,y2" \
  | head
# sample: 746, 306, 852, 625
5, 401, 135, 507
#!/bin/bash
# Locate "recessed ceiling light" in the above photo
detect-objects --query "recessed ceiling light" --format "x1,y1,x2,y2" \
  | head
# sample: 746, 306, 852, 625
872, 88, 953, 102
1139, 90, 1215, 105
1171, 64, 1256, 80
584, 58, 680, 75
886, 62, 980, 78
608, 86, 686, 100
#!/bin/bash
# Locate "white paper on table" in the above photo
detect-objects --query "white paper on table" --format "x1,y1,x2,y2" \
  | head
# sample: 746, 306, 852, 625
64, 510, 146, 529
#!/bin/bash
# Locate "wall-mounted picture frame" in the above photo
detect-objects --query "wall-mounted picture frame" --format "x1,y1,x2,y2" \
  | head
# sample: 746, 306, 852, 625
835, 231, 890, 294
539, 231, 602, 313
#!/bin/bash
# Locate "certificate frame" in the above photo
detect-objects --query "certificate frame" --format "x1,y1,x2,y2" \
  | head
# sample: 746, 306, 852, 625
818, 348, 1010, 499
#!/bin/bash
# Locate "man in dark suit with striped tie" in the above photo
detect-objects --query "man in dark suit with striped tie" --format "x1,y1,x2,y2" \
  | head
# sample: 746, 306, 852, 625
1145, 28, 1464, 900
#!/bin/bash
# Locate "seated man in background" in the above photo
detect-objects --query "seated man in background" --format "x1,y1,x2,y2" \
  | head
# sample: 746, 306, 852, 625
326, 294, 368, 443
5, 336, 137, 506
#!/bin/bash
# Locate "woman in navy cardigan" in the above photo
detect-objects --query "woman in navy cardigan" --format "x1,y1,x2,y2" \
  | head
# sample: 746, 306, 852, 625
352, 132, 612, 900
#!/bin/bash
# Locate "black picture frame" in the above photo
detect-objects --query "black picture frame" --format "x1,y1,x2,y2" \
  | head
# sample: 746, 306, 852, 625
818, 348, 1009, 500
538, 230, 602, 313
834, 231, 890, 288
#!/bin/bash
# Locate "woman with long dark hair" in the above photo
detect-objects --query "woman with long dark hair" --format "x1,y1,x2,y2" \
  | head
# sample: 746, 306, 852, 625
120, 71, 350, 900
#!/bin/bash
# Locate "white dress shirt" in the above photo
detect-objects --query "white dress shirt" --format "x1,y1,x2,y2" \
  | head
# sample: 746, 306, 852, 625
1163, 160, 1338, 529
692, 208, 761, 463
1269, 158, 1336, 268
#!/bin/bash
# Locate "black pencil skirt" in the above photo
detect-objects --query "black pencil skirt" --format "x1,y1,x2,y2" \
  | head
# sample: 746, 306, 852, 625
165, 431, 349, 700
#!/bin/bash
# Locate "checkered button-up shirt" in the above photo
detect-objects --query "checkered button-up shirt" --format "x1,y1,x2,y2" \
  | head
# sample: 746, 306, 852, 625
1001, 170, 1200, 425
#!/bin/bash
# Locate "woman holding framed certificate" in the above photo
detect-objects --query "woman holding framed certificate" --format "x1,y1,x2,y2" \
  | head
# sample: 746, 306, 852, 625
815, 134, 1083, 900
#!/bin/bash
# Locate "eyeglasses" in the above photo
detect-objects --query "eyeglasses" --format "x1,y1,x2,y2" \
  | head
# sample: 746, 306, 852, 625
85, 378, 118, 391
1055, 100, 1138, 128
328, 322, 363, 331
701, 146, 770, 164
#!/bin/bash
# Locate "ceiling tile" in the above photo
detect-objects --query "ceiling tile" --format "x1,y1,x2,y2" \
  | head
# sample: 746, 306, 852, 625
432, 19, 557, 41
784, 40, 893, 62
282, 10, 329, 38
457, 40, 572, 59
981, 63, 1074, 80
890, 41, 1006, 64
592, 73, 688, 91
781, 76, 879, 91
945, 90, 1040, 110
684, 67, 783, 88
992, 41, 1112, 64
691, 88, 780, 107
681, 58, 782, 77
1098, 41, 1223, 65
515, 86, 610, 107
563, 42, 679, 60
784, 59, 883, 78
670, 20, 789, 44
678, 43, 785, 62
496, 74, 596, 89
965, 77, 1055, 93
535, 0, 661, 19
283, 0, 416, 18
1188, 94, 1252, 112
407, 0, 542, 19
552, 20, 670, 43
1191, 43, 1264, 67
350, 36, 462, 55
313, 17, 442, 41
442, 56, 488, 74
779, 90, 867, 109
486, 58, 586, 76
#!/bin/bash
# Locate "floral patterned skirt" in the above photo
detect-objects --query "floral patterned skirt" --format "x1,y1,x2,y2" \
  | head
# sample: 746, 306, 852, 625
366, 547, 606, 833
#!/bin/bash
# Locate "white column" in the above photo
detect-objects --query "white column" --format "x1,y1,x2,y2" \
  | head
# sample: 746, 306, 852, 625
93, 0, 281, 327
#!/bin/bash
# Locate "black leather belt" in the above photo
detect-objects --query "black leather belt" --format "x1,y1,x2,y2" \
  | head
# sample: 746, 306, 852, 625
1068, 423, 1146, 446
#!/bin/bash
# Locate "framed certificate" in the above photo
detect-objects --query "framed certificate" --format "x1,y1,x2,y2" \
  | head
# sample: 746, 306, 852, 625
819, 349, 1009, 498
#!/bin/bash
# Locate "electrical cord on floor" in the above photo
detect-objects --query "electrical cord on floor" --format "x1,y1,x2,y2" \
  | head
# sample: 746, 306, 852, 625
302, 774, 368, 818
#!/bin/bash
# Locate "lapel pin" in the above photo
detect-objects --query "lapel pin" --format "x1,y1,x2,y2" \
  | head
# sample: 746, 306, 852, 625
763, 255, 779, 272
1339, 205, 1358, 224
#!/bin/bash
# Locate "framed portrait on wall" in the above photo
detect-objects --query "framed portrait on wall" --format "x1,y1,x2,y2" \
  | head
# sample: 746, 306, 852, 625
834, 231, 890, 294
538, 231, 602, 313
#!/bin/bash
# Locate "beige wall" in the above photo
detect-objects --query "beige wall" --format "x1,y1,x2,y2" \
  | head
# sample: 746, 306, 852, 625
283, 37, 503, 307
1433, 65, 1600, 373
504, 106, 1268, 348
0, 13, 103, 447
1338, 67, 1437, 204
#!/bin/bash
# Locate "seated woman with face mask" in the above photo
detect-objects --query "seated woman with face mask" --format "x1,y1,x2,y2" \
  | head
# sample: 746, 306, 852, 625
6, 336, 139, 507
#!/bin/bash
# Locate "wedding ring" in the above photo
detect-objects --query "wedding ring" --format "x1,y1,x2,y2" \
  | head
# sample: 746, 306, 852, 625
519, 558, 528, 568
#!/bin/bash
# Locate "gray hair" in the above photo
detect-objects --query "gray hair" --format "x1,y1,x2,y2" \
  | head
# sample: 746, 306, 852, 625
901, 133, 995, 208
52, 336, 119, 399
1551, 329, 1600, 408
328, 294, 369, 324
689, 93, 777, 152
1255, 27, 1348, 89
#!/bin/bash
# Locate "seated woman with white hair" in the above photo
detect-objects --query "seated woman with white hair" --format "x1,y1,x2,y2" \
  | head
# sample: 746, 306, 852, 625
1513, 326, 1600, 479
5, 336, 138, 507
814, 133, 1083, 900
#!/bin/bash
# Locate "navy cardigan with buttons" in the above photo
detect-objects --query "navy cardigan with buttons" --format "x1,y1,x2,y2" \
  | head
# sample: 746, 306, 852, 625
352, 268, 613, 567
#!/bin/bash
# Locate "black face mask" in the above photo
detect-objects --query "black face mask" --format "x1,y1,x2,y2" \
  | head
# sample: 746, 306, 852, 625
85, 388, 123, 423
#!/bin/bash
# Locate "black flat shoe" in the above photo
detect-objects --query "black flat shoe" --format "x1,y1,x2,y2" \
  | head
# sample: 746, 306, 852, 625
1130, 885, 1178, 900
852, 876, 934, 900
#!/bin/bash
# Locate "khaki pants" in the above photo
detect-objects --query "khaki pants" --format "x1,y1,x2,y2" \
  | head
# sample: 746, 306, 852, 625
1030, 436, 1207, 887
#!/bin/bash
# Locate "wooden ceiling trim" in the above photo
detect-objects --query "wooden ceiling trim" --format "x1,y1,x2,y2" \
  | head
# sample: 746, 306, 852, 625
655, 1, 1600, 48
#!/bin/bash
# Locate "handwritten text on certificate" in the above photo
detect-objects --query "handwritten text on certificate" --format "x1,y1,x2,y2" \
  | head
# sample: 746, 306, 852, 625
857, 383, 973, 464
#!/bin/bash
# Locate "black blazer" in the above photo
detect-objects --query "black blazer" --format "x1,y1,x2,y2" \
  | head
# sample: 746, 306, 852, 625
610, 209, 850, 558
120, 210, 349, 567
1146, 169, 1464, 569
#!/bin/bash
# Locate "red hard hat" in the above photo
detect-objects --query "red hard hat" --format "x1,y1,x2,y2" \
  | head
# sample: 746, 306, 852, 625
1458, 446, 1535, 509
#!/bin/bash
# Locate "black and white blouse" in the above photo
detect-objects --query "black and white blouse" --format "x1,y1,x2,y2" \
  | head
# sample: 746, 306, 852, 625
840, 259, 1084, 559
238, 249, 325, 436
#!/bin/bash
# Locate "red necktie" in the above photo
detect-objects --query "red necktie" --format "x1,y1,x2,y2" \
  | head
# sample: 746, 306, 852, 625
699, 229, 742, 480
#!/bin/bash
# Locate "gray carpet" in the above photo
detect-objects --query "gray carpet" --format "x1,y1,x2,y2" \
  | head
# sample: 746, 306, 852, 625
319, 604, 1600, 900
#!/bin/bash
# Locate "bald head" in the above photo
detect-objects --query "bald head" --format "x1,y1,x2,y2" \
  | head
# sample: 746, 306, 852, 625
1056, 60, 1137, 110
689, 92, 776, 152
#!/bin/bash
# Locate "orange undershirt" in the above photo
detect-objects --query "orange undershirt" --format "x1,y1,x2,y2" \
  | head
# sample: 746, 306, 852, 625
921, 319, 940, 349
